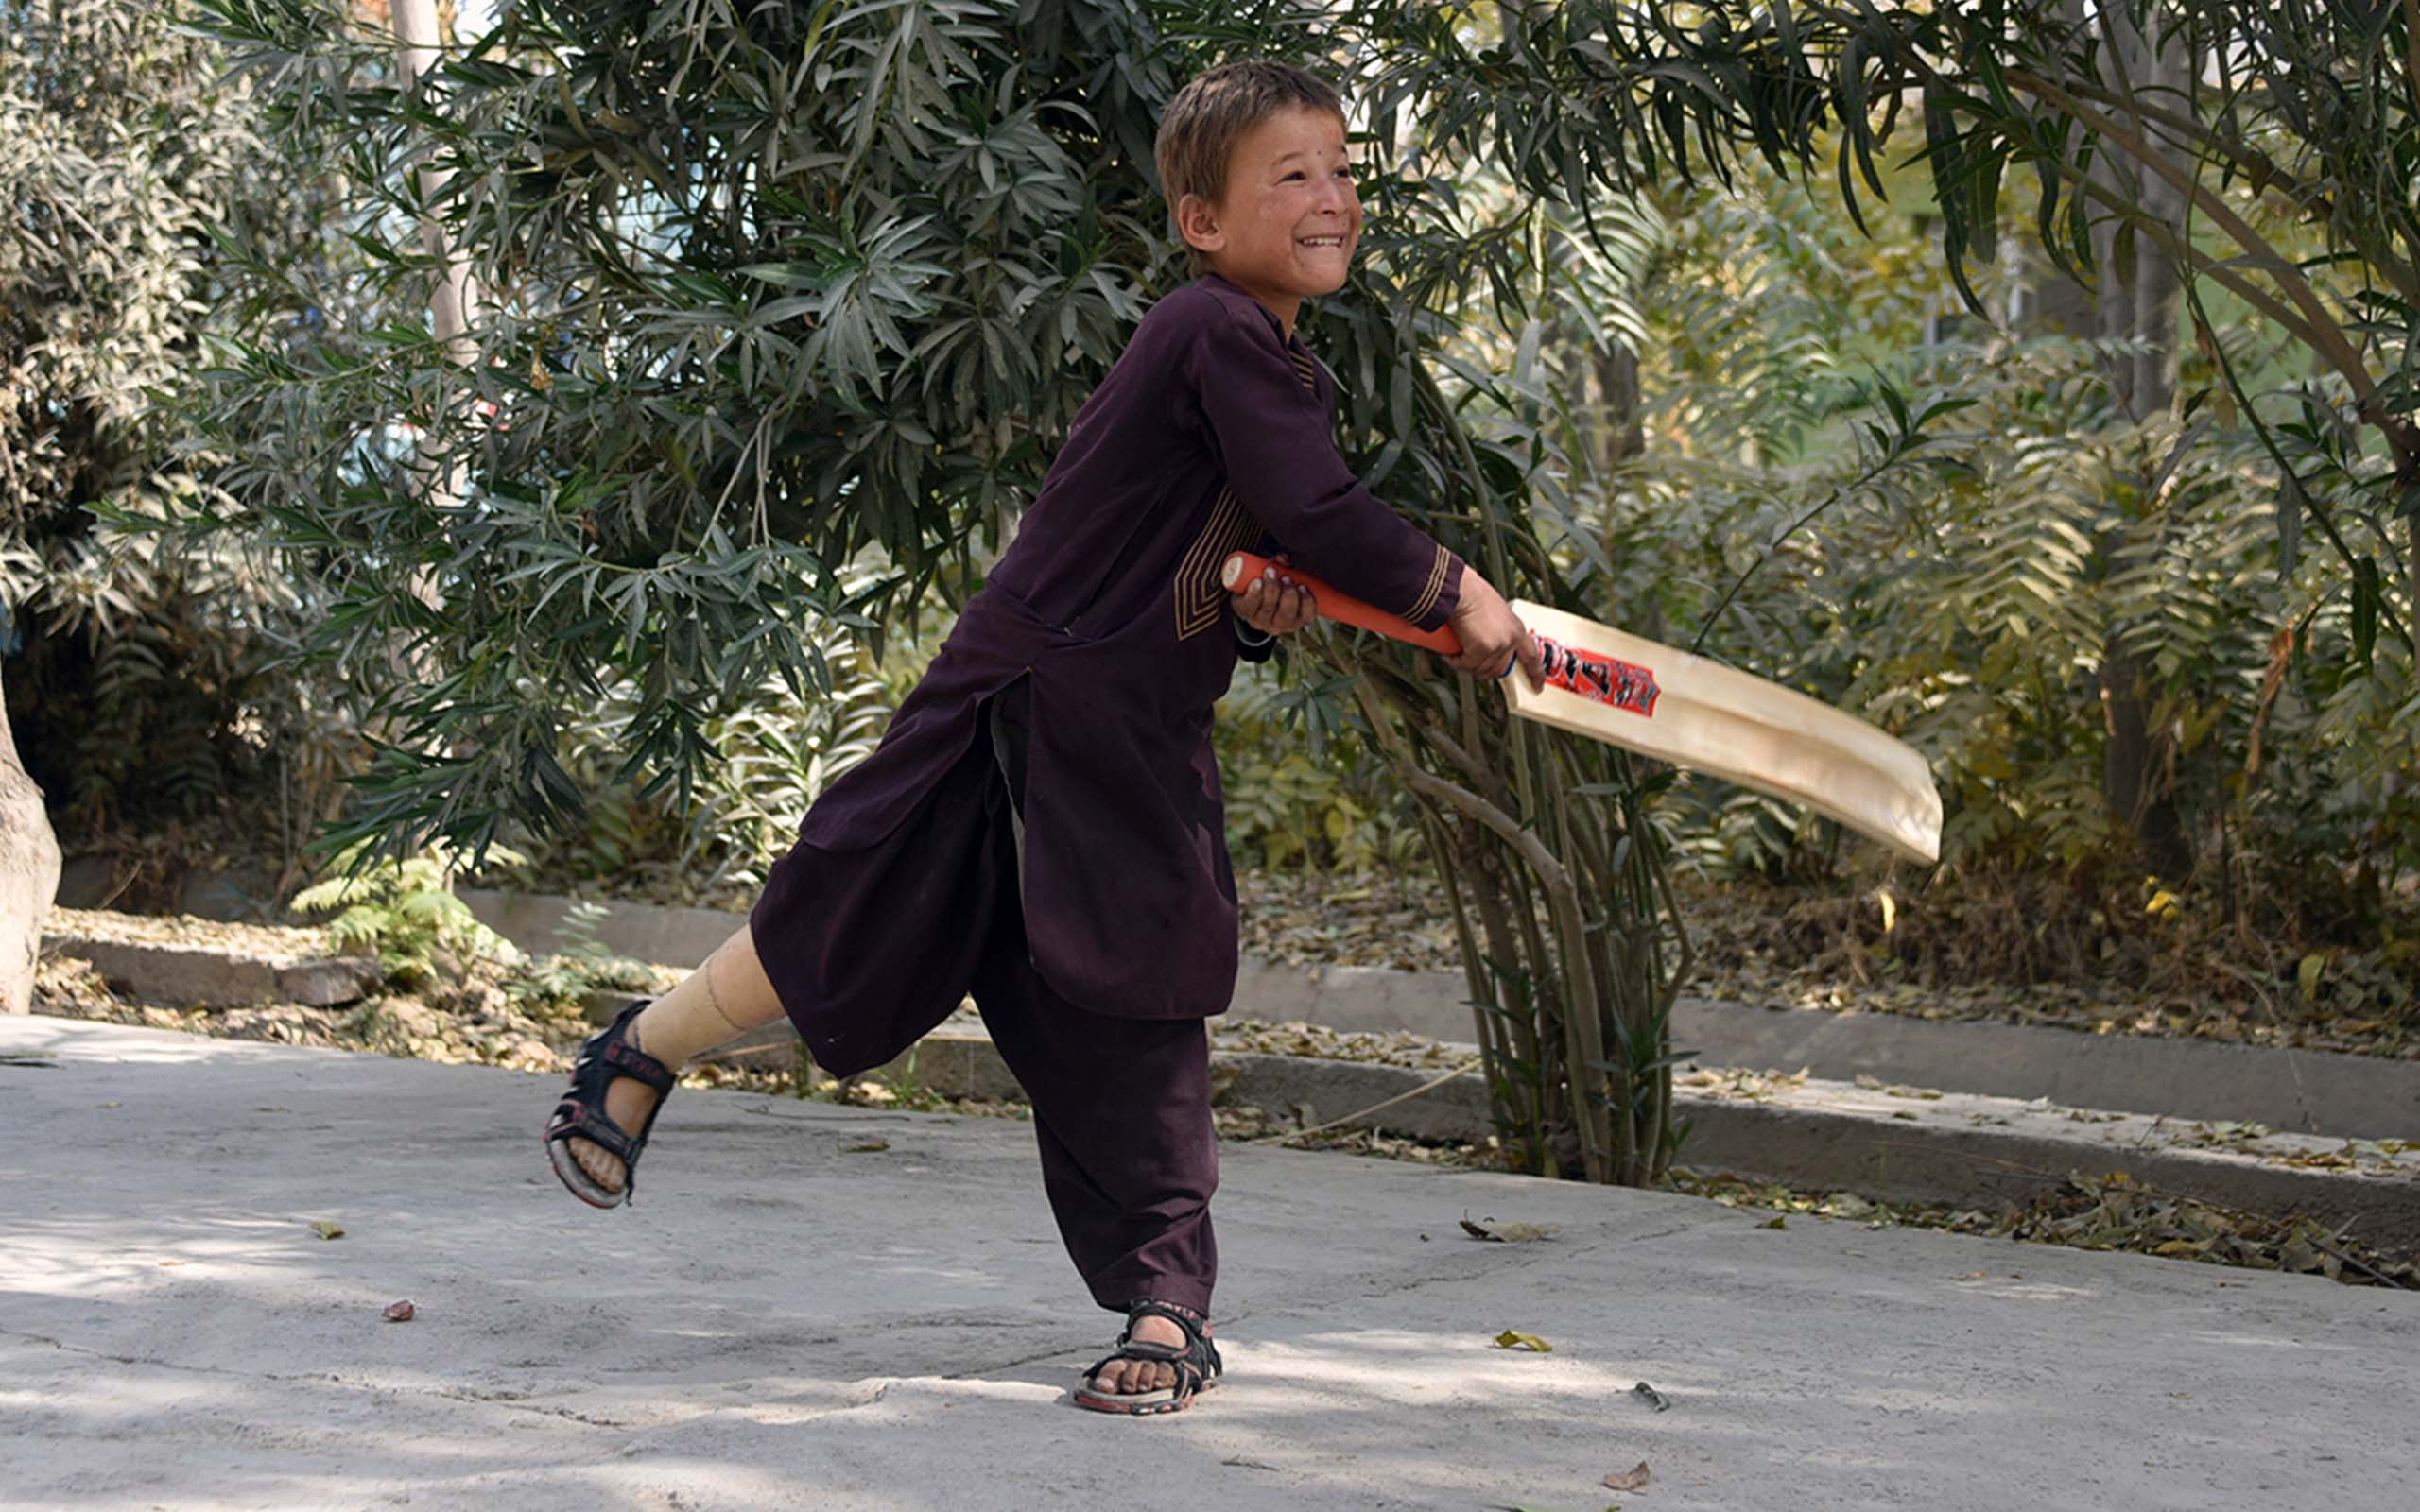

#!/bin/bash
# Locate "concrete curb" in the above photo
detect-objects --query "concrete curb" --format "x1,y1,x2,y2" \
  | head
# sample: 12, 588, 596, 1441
825, 1024, 2420, 1248
461, 886, 2420, 1141
41, 932, 379, 1010
33, 906, 2420, 1249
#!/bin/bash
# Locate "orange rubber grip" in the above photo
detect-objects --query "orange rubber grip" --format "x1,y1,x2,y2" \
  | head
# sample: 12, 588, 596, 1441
1221, 551, 1462, 655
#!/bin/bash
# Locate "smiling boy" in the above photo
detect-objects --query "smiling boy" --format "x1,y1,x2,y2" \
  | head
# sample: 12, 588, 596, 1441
542, 60, 1539, 1416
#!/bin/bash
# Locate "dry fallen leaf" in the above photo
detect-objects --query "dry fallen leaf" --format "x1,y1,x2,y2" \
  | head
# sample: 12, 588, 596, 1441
382, 1299, 416, 1322
1461, 1212, 1557, 1243
843, 1138, 890, 1153
1631, 1381, 1669, 1412
310, 1220, 345, 1240
1956, 1271, 1987, 1281
1605, 1460, 1651, 1492
1758, 1215, 1788, 1230
1492, 1329, 1553, 1352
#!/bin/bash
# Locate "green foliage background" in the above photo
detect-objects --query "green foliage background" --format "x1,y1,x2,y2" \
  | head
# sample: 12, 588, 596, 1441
10, 1, 2419, 1177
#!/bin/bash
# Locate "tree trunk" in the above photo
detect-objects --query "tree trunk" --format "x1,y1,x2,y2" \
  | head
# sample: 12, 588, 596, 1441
1594, 343, 1644, 472
2086, 2, 2195, 883
1, 659, 63, 1013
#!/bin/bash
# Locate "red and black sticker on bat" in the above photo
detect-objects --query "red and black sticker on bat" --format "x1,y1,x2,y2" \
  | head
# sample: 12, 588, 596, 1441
1537, 636, 1659, 717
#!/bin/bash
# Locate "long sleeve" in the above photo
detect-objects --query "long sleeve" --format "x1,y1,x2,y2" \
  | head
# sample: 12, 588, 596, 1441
1184, 301, 1464, 634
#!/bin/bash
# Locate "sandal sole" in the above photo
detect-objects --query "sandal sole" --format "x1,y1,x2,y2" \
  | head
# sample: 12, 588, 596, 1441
544, 1131, 630, 1210
1069, 1376, 1219, 1416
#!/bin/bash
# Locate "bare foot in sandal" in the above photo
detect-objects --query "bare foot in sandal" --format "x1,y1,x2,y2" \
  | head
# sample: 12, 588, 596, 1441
568, 1033, 663, 1196
544, 1000, 677, 1207
1089, 1313, 1185, 1397
1076, 1300, 1221, 1413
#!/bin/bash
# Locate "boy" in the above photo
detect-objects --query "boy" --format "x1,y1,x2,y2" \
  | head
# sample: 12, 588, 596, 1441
543, 60, 1541, 1415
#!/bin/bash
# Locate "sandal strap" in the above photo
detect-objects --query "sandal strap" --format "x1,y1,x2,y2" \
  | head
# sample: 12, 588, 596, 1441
542, 999, 676, 1200
576, 1001, 676, 1094
1125, 1299, 1210, 1342
1080, 1339, 1184, 1379
545, 1098, 641, 1163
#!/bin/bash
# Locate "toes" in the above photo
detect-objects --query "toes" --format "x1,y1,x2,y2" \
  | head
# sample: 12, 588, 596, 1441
571, 1139, 626, 1194
1092, 1360, 1174, 1395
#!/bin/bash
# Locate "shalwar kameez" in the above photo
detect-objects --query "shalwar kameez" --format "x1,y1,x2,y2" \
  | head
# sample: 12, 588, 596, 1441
750, 273, 1464, 1312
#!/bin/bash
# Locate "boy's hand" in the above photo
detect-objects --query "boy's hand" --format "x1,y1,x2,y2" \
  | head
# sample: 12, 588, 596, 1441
1447, 569, 1545, 689
1234, 558, 1316, 637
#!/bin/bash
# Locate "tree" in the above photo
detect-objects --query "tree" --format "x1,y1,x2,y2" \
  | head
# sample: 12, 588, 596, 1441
4, 1, 356, 910
186, 0, 1195, 854
1357, 0, 2418, 899
205, 0, 2420, 1180
0, 620, 57, 1013
4, 1, 258, 977
182, 0, 1985, 1183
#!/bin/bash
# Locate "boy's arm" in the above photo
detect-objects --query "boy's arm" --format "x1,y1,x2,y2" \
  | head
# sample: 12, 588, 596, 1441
1185, 307, 1463, 633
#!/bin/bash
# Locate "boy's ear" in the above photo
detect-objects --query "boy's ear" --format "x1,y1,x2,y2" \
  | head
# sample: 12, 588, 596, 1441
1175, 192, 1226, 255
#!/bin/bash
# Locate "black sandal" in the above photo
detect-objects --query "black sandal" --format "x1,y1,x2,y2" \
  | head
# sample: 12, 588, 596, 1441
543, 999, 676, 1210
1072, 1299, 1223, 1416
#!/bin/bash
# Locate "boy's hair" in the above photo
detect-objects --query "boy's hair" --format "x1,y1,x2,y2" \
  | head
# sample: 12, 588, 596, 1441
1154, 60, 1346, 235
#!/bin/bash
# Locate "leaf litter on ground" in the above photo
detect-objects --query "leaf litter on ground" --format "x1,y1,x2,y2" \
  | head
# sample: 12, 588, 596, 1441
1238, 868, 2419, 1061
1492, 1330, 1553, 1352
1675, 1168, 2418, 1290
1604, 1462, 1651, 1492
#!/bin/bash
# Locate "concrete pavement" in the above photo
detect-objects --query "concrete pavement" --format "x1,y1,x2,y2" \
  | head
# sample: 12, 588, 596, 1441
2, 1014, 2413, 1511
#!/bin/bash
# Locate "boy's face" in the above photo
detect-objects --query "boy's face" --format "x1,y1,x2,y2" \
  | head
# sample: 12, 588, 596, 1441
1179, 105, 1361, 332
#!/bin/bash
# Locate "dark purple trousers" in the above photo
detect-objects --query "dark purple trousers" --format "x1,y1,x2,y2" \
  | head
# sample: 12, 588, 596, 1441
752, 683, 1219, 1315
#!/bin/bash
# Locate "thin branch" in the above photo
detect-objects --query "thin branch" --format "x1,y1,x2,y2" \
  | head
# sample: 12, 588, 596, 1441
1256, 1064, 1475, 1145
2004, 68, 2419, 304
1396, 763, 1612, 1181
2006, 69, 2408, 457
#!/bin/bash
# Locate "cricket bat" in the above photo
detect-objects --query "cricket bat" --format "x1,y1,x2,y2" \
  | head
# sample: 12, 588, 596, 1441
1221, 551, 1942, 865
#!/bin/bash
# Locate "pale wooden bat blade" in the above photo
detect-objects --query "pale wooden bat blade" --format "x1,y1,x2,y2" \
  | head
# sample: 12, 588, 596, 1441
1506, 599, 1941, 865
1219, 552, 1942, 865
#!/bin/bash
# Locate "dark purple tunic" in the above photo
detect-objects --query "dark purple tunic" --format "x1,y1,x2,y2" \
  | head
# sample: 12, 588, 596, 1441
752, 273, 1464, 1037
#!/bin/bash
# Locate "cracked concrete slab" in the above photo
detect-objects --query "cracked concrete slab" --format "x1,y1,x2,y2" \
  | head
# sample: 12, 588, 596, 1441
2, 1015, 2413, 1512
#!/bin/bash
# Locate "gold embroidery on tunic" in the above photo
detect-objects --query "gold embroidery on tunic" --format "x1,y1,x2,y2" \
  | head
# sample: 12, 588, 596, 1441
1175, 344, 1327, 641
1174, 488, 1262, 641
1403, 543, 1450, 625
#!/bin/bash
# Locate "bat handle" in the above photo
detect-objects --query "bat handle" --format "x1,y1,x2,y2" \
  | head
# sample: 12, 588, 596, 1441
1221, 551, 1463, 655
